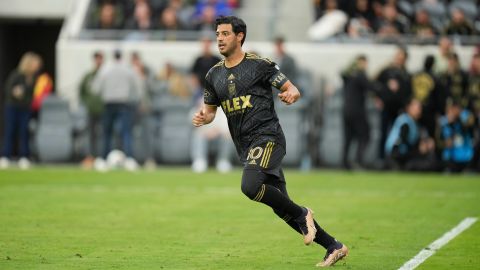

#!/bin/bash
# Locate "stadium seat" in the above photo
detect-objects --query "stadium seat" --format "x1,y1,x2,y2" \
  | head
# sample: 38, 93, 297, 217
276, 99, 309, 166
398, 0, 415, 18
319, 89, 344, 167
448, 0, 478, 22
71, 103, 90, 159
152, 94, 192, 164
35, 95, 73, 162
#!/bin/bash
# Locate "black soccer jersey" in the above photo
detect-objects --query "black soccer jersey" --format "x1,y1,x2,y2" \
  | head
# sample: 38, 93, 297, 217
204, 52, 289, 163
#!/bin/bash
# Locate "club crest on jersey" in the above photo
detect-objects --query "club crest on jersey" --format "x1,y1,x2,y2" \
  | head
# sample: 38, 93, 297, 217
228, 83, 236, 96
228, 74, 236, 96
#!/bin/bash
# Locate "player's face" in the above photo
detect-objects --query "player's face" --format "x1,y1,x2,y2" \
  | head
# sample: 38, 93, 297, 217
216, 24, 240, 57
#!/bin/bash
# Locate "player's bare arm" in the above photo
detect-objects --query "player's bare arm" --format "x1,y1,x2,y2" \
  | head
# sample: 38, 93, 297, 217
278, 80, 301, 105
192, 104, 217, 127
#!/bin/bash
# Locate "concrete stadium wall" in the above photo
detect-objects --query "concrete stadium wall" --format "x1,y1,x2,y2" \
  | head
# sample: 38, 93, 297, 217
56, 40, 476, 110
0, 0, 75, 19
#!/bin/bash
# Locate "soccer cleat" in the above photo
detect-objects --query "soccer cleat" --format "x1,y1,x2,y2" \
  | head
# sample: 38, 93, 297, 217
296, 207, 317, 245
316, 241, 348, 267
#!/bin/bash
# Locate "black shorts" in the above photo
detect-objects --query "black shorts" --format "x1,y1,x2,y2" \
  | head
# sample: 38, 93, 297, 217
244, 140, 285, 177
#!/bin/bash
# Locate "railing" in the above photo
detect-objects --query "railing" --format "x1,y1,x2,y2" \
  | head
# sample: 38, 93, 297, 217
314, 33, 480, 46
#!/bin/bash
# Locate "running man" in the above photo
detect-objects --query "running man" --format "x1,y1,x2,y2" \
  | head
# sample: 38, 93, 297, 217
192, 15, 348, 267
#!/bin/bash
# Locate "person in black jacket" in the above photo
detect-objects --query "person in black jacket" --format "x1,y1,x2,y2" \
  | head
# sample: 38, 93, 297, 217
0, 52, 42, 169
375, 46, 412, 160
341, 55, 371, 169
440, 53, 469, 112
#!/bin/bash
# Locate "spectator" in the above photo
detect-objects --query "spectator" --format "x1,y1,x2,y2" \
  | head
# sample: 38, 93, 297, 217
434, 36, 454, 75
0, 52, 42, 170
157, 7, 185, 31
190, 99, 233, 173
94, 2, 123, 29
439, 53, 469, 110
192, 4, 217, 32
437, 99, 475, 172
468, 53, 480, 170
168, 0, 196, 28
31, 58, 53, 119
347, 0, 374, 38
444, 8, 476, 36
190, 37, 222, 94
313, 0, 351, 20
193, 0, 232, 19
410, 9, 437, 39
370, 0, 384, 30
157, 62, 192, 99
469, 53, 480, 119
308, 0, 348, 40
341, 55, 371, 169
411, 55, 443, 137
272, 36, 298, 84
189, 37, 232, 172
375, 4, 409, 37
130, 52, 157, 169
79, 51, 105, 169
375, 46, 412, 160
125, 1, 154, 30
92, 50, 140, 171
385, 99, 436, 170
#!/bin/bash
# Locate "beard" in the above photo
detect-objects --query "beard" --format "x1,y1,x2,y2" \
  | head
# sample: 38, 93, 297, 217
219, 42, 237, 57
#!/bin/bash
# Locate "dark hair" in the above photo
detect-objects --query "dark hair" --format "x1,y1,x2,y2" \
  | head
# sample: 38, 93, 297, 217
131, 51, 140, 59
274, 36, 285, 44
214, 16, 247, 46
357, 54, 367, 61
93, 51, 103, 59
448, 52, 459, 62
446, 97, 461, 108
114, 50, 122, 60
424, 54, 435, 71
397, 45, 409, 59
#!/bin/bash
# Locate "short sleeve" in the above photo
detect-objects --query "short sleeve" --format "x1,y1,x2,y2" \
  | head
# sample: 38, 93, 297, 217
262, 60, 289, 90
204, 75, 220, 106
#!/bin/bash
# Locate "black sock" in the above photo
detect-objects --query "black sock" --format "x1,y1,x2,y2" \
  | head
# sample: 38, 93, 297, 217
313, 220, 337, 249
258, 184, 304, 219
276, 215, 336, 250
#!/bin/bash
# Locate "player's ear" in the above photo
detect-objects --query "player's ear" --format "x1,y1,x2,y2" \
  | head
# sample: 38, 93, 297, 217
237, 32, 244, 44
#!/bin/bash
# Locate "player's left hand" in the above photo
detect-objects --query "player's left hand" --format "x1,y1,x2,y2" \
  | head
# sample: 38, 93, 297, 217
278, 85, 301, 105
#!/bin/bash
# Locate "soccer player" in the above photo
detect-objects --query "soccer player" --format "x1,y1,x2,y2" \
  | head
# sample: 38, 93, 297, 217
192, 16, 348, 267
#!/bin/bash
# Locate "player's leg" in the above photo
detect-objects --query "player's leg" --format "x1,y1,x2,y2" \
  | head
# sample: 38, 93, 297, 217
342, 115, 353, 169
119, 104, 134, 158
102, 104, 115, 159
241, 141, 316, 245
269, 169, 349, 267
241, 168, 304, 222
268, 169, 338, 248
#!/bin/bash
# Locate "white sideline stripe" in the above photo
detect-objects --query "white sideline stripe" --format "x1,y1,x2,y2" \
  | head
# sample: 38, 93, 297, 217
398, 217, 478, 270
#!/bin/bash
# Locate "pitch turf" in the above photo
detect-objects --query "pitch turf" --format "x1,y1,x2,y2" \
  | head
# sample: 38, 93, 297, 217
0, 168, 478, 270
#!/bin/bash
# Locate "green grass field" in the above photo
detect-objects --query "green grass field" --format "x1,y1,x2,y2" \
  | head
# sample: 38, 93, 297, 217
0, 168, 479, 269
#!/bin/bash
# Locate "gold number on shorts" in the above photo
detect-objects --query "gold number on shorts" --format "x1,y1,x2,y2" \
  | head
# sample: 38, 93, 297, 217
248, 146, 263, 161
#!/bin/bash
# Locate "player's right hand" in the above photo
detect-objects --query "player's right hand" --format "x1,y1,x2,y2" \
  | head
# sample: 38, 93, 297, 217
192, 109, 206, 127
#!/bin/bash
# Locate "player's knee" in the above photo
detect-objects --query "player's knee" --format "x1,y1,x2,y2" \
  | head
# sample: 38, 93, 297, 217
241, 181, 261, 200
241, 168, 266, 201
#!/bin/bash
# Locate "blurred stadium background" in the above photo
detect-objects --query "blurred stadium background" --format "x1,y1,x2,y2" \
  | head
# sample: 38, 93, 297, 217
0, 0, 478, 171
0, 1, 480, 269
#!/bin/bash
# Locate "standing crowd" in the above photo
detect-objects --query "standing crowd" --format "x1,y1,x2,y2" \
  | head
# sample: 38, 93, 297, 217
341, 37, 480, 172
